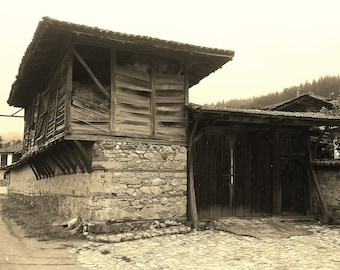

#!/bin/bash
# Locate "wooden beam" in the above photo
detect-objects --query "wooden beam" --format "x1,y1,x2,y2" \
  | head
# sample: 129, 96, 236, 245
52, 68, 60, 137
55, 153, 72, 174
56, 145, 77, 174
73, 49, 110, 100
184, 60, 190, 143
72, 117, 110, 133
150, 57, 156, 135
65, 48, 73, 133
27, 161, 40, 180
49, 154, 67, 174
36, 154, 54, 178
67, 142, 85, 173
30, 157, 46, 179
110, 48, 117, 132
188, 117, 199, 229
72, 140, 92, 173
307, 139, 329, 223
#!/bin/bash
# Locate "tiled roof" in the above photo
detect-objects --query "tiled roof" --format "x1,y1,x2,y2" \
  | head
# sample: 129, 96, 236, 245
39, 17, 234, 56
8, 17, 234, 107
189, 103, 340, 123
263, 93, 332, 111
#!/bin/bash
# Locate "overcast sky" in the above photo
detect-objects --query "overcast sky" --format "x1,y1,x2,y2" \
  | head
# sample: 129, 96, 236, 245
1, 0, 340, 139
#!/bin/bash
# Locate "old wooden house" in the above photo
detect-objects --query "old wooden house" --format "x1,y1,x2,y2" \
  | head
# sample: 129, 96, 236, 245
6, 17, 340, 227
6, 17, 234, 224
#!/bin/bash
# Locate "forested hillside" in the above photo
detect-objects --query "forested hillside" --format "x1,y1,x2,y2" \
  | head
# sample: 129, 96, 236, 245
213, 75, 340, 109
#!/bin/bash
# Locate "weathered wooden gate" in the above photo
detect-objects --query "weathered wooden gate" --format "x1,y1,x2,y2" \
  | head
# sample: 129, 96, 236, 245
193, 131, 272, 219
279, 131, 311, 216
193, 130, 310, 219
194, 134, 231, 219
233, 132, 272, 216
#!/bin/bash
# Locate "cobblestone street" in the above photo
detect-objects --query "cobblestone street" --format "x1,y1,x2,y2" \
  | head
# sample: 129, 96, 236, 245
71, 221, 340, 270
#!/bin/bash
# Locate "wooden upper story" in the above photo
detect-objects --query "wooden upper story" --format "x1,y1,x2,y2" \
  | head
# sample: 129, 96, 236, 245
8, 17, 234, 156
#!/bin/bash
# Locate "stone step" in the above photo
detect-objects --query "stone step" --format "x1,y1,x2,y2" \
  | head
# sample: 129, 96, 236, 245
86, 225, 192, 243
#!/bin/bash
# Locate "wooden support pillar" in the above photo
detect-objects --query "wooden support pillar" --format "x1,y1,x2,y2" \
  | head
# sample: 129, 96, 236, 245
307, 139, 329, 223
110, 48, 117, 132
188, 117, 199, 230
65, 47, 73, 133
150, 57, 156, 135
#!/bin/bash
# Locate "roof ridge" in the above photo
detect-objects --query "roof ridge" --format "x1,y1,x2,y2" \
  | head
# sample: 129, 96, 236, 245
40, 16, 235, 56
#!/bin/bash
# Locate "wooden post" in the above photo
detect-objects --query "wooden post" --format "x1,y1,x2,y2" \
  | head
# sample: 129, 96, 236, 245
188, 117, 199, 229
150, 57, 156, 135
110, 48, 117, 132
65, 47, 73, 133
307, 139, 329, 223
184, 60, 190, 143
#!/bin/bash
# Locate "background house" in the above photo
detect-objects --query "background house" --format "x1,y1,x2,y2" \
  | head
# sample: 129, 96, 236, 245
263, 92, 333, 112
0, 143, 21, 184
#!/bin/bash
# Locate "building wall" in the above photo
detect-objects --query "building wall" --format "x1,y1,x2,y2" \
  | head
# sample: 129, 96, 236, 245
8, 140, 188, 222
1, 153, 13, 167
314, 165, 340, 223
1, 153, 13, 183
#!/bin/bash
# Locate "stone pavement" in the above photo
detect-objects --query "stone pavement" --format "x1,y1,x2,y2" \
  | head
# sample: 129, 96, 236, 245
71, 219, 340, 270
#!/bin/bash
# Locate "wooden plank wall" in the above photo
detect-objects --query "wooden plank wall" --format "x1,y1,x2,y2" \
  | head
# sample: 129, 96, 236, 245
155, 73, 186, 140
23, 106, 34, 152
71, 83, 110, 133
69, 49, 187, 141
23, 55, 68, 153
46, 58, 67, 140
23, 46, 188, 154
115, 65, 151, 135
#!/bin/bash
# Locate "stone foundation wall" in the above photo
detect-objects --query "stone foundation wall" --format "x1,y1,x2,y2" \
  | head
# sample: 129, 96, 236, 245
314, 164, 340, 223
8, 141, 188, 223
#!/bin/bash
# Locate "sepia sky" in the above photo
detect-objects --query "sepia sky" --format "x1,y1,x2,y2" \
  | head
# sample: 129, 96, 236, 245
1, 0, 340, 139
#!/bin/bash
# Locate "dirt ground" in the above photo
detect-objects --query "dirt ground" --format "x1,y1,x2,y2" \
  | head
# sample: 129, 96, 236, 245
0, 194, 86, 242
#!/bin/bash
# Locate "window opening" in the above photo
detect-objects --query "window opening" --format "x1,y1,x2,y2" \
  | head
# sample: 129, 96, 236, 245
1, 154, 8, 167
72, 45, 111, 107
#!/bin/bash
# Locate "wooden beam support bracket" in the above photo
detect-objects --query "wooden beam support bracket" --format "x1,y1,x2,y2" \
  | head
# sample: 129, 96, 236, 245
72, 140, 92, 173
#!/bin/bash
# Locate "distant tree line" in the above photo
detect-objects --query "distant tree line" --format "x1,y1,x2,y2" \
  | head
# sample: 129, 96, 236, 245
0, 136, 22, 148
211, 75, 340, 109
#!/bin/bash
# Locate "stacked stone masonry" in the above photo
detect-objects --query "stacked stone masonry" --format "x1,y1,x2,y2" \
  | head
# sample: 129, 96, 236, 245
315, 166, 340, 223
7, 140, 340, 226
8, 141, 188, 224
